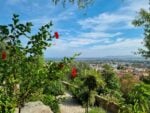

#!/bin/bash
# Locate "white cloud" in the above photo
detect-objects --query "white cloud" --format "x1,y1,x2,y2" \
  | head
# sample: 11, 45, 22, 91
78, 13, 133, 31
78, 0, 149, 31
45, 37, 143, 57
80, 32, 122, 39
120, 0, 149, 12
23, 7, 76, 28
55, 32, 122, 48
116, 38, 124, 42
91, 38, 142, 50
80, 38, 143, 57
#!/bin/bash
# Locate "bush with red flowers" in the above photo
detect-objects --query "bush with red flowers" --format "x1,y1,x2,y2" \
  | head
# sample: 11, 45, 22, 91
0, 14, 76, 113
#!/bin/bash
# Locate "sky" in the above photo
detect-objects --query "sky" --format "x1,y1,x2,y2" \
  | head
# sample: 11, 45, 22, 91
0, 0, 149, 58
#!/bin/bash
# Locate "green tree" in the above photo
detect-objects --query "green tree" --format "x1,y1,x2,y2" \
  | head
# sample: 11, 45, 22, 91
101, 64, 120, 91
132, 1, 150, 58
122, 2, 150, 112
80, 69, 104, 113
84, 75, 98, 113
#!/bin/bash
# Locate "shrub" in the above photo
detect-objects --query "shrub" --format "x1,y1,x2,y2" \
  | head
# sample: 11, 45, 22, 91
89, 107, 106, 113
42, 95, 60, 113
120, 74, 139, 99
120, 82, 150, 113
101, 64, 120, 91
43, 81, 65, 96
128, 82, 150, 113
0, 89, 16, 113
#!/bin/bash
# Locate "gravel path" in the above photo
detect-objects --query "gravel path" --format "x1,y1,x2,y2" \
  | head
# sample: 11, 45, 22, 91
59, 92, 85, 113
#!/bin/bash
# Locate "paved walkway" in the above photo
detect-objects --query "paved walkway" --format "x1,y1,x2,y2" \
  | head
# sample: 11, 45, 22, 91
59, 92, 85, 113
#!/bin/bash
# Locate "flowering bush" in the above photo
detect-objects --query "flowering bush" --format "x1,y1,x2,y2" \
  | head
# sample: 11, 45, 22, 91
0, 14, 76, 113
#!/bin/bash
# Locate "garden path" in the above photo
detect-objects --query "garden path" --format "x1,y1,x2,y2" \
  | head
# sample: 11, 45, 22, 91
59, 92, 85, 113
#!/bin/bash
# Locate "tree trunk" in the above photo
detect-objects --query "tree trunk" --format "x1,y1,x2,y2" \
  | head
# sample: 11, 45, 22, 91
86, 89, 91, 113
18, 106, 21, 113
87, 100, 89, 113
1, 105, 5, 113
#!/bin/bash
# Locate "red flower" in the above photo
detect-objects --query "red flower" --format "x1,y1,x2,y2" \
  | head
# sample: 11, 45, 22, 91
54, 32, 59, 39
1, 51, 6, 60
71, 67, 77, 78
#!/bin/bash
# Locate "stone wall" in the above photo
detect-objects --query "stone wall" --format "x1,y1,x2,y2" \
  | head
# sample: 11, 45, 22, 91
95, 95, 120, 113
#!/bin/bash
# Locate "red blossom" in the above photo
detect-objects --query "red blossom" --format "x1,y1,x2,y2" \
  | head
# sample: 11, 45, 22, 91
71, 67, 77, 78
1, 51, 6, 60
54, 32, 59, 39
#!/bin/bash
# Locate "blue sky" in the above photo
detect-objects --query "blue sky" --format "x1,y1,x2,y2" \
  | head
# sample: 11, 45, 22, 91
0, 0, 149, 58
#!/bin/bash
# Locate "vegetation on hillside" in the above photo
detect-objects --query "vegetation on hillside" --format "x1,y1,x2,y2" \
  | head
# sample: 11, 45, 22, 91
0, 1, 150, 113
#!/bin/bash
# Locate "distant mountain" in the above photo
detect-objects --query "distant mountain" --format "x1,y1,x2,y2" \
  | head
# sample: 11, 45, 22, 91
100, 55, 146, 61
45, 55, 149, 61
